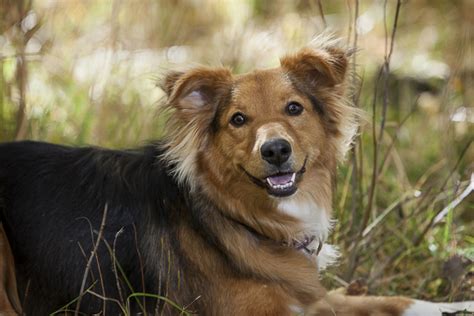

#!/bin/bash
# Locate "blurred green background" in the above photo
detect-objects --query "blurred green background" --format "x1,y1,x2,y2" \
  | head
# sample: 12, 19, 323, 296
0, 0, 472, 301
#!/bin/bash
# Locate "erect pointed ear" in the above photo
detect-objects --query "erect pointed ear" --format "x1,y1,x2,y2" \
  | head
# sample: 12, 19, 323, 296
163, 67, 233, 124
280, 46, 349, 88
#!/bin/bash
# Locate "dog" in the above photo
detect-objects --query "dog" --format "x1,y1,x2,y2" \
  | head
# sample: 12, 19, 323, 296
0, 38, 473, 315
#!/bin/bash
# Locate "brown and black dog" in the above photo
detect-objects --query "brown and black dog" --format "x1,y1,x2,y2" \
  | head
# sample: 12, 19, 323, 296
0, 37, 472, 315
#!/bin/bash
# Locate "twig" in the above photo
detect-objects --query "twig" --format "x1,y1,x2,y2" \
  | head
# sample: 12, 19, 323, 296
112, 227, 126, 306
86, 289, 127, 315
76, 215, 106, 310
377, 100, 417, 176
361, 66, 383, 234
348, 0, 361, 240
378, 0, 402, 142
362, 0, 402, 235
362, 191, 416, 238
131, 223, 147, 309
126, 293, 192, 316
74, 204, 109, 315
14, 39, 28, 140
433, 173, 474, 224
317, 0, 327, 28
101, 238, 147, 314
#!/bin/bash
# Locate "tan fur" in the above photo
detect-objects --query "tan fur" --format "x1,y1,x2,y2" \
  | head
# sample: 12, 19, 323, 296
0, 224, 21, 316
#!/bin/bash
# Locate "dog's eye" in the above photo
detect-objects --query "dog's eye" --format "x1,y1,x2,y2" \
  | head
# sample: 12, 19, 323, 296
286, 102, 304, 116
230, 112, 246, 127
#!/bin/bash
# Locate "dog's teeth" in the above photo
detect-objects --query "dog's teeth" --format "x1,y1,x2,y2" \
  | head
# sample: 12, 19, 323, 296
267, 176, 296, 191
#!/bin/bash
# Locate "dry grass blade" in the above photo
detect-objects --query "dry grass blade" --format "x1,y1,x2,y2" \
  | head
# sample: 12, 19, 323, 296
74, 204, 108, 315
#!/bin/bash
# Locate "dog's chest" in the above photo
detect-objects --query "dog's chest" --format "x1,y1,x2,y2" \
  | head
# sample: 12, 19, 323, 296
278, 198, 339, 270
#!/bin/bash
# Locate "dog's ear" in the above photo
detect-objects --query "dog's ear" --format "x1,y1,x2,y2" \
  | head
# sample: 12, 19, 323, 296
163, 68, 232, 124
280, 46, 349, 88
162, 68, 233, 185
161, 71, 185, 97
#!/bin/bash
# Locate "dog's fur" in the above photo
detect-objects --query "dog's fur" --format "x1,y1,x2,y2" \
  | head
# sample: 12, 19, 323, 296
0, 39, 473, 315
0, 224, 21, 316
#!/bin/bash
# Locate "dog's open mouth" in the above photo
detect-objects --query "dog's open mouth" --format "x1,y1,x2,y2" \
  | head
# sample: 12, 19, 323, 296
265, 172, 297, 197
241, 159, 307, 198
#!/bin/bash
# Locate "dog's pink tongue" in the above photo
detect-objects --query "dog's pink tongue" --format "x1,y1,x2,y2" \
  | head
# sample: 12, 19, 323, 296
268, 174, 293, 185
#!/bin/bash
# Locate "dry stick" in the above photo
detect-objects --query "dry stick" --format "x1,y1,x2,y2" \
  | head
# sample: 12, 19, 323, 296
78, 216, 107, 311
363, 0, 402, 237
13, 0, 41, 140
344, 67, 383, 280
86, 290, 127, 315
344, 0, 362, 278
132, 223, 147, 310
346, 0, 353, 46
348, 0, 360, 232
415, 159, 447, 190
350, 0, 359, 96
378, 0, 402, 142
77, 243, 97, 284
112, 228, 126, 307
433, 174, 473, 224
14, 35, 28, 140
317, 0, 327, 28
74, 204, 109, 316
377, 101, 417, 177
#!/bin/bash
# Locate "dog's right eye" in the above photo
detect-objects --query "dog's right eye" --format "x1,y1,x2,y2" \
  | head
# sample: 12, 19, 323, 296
230, 112, 246, 127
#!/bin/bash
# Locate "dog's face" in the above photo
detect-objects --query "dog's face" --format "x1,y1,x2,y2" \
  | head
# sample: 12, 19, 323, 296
214, 69, 325, 197
163, 45, 356, 205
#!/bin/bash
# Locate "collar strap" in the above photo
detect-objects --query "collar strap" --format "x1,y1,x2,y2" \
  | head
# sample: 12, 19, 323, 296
283, 235, 322, 256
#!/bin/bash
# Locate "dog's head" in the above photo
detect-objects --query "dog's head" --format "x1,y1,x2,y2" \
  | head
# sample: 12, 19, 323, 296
162, 41, 358, 237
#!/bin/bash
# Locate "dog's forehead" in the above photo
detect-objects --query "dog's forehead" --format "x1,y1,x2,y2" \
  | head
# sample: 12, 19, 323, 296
231, 68, 294, 103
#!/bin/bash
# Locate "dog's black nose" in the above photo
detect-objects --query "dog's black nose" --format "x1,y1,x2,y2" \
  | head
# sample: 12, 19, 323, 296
260, 139, 292, 166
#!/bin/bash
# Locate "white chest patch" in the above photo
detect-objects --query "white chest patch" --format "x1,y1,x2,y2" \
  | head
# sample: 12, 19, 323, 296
278, 197, 339, 271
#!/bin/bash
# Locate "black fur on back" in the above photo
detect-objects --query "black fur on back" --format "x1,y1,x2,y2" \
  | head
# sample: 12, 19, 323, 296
0, 141, 204, 315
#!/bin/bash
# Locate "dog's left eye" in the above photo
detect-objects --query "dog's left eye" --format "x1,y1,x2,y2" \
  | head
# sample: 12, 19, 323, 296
286, 102, 304, 116
230, 112, 246, 127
